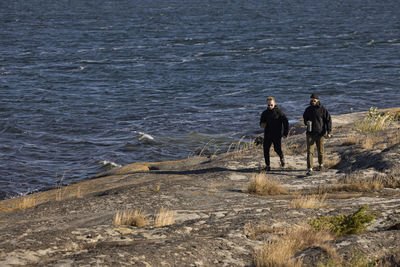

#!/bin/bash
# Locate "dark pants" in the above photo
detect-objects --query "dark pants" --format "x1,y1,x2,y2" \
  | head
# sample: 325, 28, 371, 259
263, 136, 283, 167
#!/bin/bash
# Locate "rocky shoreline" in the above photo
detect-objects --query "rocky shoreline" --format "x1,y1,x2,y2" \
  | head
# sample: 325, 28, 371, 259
0, 107, 399, 266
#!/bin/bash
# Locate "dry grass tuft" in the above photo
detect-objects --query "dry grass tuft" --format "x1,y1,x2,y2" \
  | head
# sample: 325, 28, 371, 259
317, 248, 378, 267
76, 186, 84, 198
290, 193, 327, 209
253, 224, 334, 267
317, 247, 400, 266
375, 250, 400, 267
188, 136, 255, 159
114, 209, 149, 227
312, 170, 399, 194
342, 132, 391, 150
361, 135, 382, 150
317, 243, 342, 265
244, 222, 280, 240
154, 207, 175, 227
335, 173, 384, 192
385, 177, 400, 189
387, 130, 400, 147
361, 136, 374, 150
373, 172, 400, 189
283, 142, 307, 155
247, 173, 288, 196
324, 157, 341, 169
342, 127, 399, 150
341, 135, 358, 146
17, 196, 38, 210
226, 136, 255, 159
355, 107, 396, 132
55, 187, 64, 201
386, 169, 400, 188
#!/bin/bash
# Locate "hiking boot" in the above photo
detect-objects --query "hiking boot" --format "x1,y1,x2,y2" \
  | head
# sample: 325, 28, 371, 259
263, 166, 271, 172
316, 165, 325, 172
306, 169, 313, 176
280, 158, 285, 168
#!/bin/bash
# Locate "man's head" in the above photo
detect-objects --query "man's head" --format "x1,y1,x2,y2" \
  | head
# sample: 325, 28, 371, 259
310, 93, 319, 106
267, 96, 275, 110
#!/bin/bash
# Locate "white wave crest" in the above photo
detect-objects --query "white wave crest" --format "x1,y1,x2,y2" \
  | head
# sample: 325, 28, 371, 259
99, 161, 122, 168
136, 131, 155, 141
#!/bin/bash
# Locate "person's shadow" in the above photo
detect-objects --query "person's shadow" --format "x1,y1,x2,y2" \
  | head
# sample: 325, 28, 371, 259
143, 167, 302, 176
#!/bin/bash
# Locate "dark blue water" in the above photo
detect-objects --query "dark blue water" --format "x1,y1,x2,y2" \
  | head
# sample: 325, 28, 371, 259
1, 0, 399, 199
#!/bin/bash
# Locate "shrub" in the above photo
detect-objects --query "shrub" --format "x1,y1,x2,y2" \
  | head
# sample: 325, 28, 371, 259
309, 206, 376, 237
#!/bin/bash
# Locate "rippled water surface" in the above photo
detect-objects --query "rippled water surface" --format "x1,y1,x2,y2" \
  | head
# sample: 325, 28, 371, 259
1, 0, 399, 199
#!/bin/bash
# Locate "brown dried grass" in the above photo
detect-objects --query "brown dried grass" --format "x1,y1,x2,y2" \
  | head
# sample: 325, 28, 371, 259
355, 108, 396, 132
247, 173, 288, 196
282, 142, 307, 155
341, 128, 400, 150
55, 187, 65, 202
114, 209, 149, 227
311, 169, 399, 194
324, 157, 341, 169
341, 135, 358, 146
386, 168, 400, 188
154, 207, 175, 227
16, 196, 38, 210
318, 243, 342, 265
387, 130, 400, 147
290, 193, 327, 209
335, 173, 384, 192
244, 222, 282, 240
375, 250, 400, 267
361, 135, 378, 150
253, 224, 334, 267
317, 247, 399, 267
76, 186, 84, 198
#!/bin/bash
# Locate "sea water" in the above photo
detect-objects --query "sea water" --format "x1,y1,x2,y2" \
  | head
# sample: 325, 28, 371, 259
1, 0, 399, 199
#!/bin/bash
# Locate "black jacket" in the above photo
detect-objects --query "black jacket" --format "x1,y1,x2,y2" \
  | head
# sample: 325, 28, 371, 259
303, 102, 332, 136
260, 106, 289, 138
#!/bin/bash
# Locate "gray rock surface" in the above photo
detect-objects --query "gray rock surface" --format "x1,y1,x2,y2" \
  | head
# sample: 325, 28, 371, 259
0, 109, 399, 266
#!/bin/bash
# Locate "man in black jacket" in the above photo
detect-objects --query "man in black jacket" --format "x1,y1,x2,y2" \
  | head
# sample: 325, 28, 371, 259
260, 96, 289, 171
303, 93, 332, 176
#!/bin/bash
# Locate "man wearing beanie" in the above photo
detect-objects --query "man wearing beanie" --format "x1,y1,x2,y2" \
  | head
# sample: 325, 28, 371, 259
260, 96, 289, 171
303, 93, 332, 176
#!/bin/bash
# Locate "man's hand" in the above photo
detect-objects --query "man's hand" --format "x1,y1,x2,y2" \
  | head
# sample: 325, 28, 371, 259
260, 122, 267, 129
283, 135, 287, 139
326, 133, 332, 138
